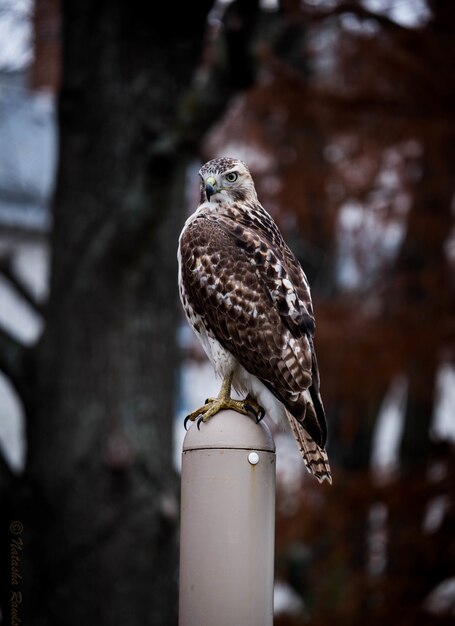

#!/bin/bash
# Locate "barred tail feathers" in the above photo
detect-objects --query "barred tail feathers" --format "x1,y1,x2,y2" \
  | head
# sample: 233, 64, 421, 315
285, 409, 332, 484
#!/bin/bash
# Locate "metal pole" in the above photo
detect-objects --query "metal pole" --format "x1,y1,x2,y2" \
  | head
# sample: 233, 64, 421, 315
178, 410, 276, 626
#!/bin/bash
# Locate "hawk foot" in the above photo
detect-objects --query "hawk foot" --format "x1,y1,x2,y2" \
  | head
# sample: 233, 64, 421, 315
184, 395, 265, 430
244, 394, 266, 423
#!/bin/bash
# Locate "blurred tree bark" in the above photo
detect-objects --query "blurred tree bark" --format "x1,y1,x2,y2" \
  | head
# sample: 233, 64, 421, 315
0, 0, 264, 623
22, 1, 213, 625
396, 132, 454, 473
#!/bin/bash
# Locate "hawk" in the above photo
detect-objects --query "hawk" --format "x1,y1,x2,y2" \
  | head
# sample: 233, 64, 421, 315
178, 157, 331, 484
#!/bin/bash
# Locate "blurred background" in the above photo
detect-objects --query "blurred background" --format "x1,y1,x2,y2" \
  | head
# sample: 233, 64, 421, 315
0, 0, 453, 625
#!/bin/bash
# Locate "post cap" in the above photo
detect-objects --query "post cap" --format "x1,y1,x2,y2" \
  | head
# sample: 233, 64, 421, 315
183, 410, 275, 453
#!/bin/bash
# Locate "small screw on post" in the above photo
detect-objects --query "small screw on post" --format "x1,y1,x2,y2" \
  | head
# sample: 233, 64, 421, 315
248, 452, 260, 465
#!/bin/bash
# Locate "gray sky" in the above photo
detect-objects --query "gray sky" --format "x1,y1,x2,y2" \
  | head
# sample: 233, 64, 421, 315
0, 0, 33, 72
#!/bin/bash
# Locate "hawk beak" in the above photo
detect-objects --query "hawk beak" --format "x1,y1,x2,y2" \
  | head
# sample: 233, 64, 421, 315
205, 176, 218, 201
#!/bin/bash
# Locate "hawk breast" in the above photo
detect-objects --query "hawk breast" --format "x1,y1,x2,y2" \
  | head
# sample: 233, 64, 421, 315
178, 207, 327, 448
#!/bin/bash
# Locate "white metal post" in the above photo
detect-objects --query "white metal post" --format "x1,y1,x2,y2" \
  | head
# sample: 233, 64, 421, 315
178, 409, 276, 626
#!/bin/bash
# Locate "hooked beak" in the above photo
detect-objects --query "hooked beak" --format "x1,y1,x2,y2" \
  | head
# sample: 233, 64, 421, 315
205, 176, 218, 201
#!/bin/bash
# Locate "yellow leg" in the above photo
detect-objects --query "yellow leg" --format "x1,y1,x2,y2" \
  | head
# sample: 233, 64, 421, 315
184, 372, 265, 429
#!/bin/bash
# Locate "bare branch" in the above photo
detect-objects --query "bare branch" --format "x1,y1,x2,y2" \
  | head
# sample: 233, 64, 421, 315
0, 255, 45, 317
0, 325, 30, 406
166, 0, 261, 154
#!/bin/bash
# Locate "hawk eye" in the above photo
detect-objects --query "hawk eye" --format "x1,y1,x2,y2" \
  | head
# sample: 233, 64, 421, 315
225, 171, 238, 183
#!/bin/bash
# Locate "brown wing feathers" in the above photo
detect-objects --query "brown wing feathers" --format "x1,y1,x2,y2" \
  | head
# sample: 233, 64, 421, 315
181, 213, 328, 451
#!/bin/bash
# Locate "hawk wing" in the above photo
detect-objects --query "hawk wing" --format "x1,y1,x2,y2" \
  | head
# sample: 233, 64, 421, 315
179, 212, 327, 448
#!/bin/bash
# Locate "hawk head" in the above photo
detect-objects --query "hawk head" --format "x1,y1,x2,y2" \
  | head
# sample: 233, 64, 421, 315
199, 157, 258, 205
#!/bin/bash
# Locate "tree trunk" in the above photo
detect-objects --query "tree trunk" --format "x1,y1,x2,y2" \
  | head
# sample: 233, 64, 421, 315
396, 131, 454, 473
23, 2, 213, 625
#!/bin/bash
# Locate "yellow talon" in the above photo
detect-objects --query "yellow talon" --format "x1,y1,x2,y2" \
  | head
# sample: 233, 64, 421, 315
183, 373, 265, 430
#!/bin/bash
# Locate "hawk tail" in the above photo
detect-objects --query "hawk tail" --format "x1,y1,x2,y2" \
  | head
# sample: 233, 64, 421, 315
285, 409, 332, 484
